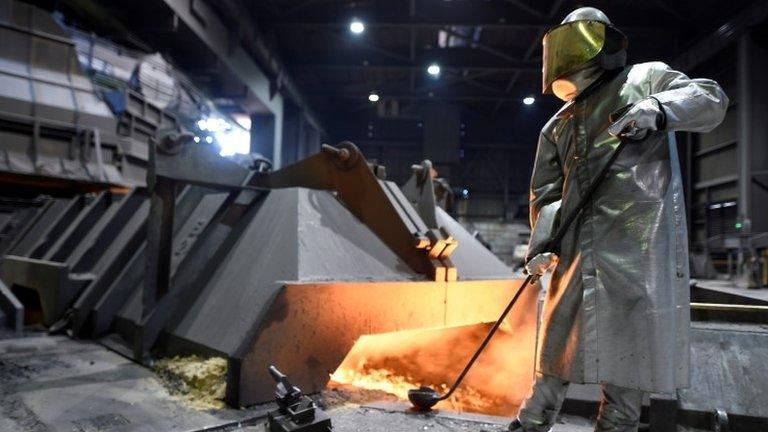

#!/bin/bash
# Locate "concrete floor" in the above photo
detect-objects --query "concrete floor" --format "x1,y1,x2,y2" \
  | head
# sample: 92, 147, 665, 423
237, 406, 595, 432
0, 334, 265, 431
0, 332, 598, 432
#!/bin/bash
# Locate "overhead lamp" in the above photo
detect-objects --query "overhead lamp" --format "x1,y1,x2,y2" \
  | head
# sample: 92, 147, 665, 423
350, 20, 365, 34
427, 63, 441, 76
523, 96, 535, 105
368, 92, 380, 102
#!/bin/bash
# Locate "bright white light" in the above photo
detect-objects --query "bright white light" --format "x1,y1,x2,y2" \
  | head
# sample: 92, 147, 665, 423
427, 63, 441, 76
523, 96, 535, 105
368, 93, 380, 102
196, 115, 251, 156
350, 20, 365, 34
193, 136, 200, 143
216, 127, 250, 156
231, 113, 252, 131
197, 116, 229, 133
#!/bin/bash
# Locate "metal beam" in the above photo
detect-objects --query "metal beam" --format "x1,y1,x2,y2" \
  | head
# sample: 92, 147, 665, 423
323, 28, 411, 63
737, 34, 752, 230
287, 46, 540, 69
413, 70, 500, 93
162, 0, 326, 164
673, 0, 768, 71
492, 0, 565, 115
281, 0, 325, 16
273, 19, 672, 33
504, 0, 544, 18
290, 63, 538, 73
440, 26, 518, 63
304, 91, 535, 102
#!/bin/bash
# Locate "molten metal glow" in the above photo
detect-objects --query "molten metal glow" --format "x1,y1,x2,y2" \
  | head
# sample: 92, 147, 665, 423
329, 317, 538, 416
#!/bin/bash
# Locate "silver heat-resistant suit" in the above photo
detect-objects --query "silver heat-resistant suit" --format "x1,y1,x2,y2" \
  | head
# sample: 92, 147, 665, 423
515, 7, 728, 432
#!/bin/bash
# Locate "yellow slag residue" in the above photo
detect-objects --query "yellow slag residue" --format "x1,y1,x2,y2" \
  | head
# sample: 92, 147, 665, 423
154, 355, 228, 410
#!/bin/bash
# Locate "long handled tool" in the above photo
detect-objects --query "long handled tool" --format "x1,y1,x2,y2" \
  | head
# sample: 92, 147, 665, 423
408, 110, 634, 411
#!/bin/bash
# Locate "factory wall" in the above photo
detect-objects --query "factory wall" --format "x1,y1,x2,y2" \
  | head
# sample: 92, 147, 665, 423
683, 28, 768, 258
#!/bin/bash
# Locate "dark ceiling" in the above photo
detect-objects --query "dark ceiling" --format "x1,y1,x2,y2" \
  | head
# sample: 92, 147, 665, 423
46, 0, 757, 128
247, 0, 753, 120
31, 0, 762, 206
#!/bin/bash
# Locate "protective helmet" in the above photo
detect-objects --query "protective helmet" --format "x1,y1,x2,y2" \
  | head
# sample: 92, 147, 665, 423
542, 7, 628, 94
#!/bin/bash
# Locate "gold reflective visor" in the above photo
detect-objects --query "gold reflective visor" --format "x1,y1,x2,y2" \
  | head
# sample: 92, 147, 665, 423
542, 20, 606, 94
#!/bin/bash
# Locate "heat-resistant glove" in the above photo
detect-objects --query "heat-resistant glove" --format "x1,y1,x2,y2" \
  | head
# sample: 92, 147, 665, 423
525, 252, 558, 276
608, 97, 666, 140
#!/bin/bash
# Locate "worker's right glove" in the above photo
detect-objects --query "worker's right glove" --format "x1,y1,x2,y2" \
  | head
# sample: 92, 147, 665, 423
607, 98, 666, 140
525, 252, 558, 276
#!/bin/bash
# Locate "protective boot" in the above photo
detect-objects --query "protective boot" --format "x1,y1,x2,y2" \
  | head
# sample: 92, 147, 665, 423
595, 384, 644, 432
507, 418, 524, 431
511, 373, 568, 432
507, 417, 553, 432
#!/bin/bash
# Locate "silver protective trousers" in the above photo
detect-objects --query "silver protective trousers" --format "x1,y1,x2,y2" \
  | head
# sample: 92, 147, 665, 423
517, 373, 644, 432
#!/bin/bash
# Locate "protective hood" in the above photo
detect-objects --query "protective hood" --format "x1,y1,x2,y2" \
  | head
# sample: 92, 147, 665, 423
542, 19, 627, 94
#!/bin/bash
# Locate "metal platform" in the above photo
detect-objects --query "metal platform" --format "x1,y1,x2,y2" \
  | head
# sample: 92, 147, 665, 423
692, 279, 768, 303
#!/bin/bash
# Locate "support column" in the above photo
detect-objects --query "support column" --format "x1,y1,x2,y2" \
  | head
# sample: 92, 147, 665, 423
251, 113, 275, 163
143, 178, 175, 317
422, 103, 460, 180
737, 34, 752, 232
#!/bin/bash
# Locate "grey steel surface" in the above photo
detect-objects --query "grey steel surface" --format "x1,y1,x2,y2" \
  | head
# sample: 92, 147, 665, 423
680, 323, 768, 418
167, 187, 419, 359
0, 140, 539, 409
1, 255, 91, 326
692, 279, 768, 303
70, 191, 149, 334
250, 143, 457, 280
0, 0, 142, 186
2, 197, 70, 259
0, 280, 22, 333
135, 190, 232, 357
436, 206, 513, 280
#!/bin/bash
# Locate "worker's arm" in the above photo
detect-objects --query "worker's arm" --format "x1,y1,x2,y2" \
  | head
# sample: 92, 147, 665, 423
609, 62, 729, 138
525, 130, 563, 271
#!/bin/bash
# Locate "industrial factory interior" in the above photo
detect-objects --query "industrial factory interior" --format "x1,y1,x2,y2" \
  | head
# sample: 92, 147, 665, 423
0, 0, 766, 431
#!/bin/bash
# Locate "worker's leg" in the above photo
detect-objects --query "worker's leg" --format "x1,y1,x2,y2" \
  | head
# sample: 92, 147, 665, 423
595, 383, 644, 432
509, 373, 570, 432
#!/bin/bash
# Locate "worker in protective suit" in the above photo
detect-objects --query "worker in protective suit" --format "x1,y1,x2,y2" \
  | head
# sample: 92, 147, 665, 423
510, 7, 728, 432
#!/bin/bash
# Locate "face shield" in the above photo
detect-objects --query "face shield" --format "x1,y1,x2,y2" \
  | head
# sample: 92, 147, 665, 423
542, 20, 608, 94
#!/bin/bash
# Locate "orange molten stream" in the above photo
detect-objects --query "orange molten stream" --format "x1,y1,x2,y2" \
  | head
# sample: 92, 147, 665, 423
329, 316, 538, 416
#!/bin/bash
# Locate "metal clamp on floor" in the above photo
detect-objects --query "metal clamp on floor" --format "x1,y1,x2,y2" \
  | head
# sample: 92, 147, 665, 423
267, 365, 332, 432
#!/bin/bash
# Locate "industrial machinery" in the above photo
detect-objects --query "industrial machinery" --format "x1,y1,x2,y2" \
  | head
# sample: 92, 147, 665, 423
0, 0, 527, 407
0, 128, 527, 406
267, 365, 332, 432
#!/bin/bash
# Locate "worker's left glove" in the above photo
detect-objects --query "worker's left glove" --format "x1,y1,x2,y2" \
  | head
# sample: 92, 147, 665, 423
608, 98, 666, 140
525, 252, 558, 276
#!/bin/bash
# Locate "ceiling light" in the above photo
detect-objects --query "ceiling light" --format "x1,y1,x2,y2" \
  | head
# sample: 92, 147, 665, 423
350, 20, 365, 34
523, 96, 535, 105
368, 93, 380, 102
427, 63, 441, 76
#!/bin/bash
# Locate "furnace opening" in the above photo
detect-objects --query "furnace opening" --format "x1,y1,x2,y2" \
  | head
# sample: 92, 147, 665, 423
328, 318, 538, 416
